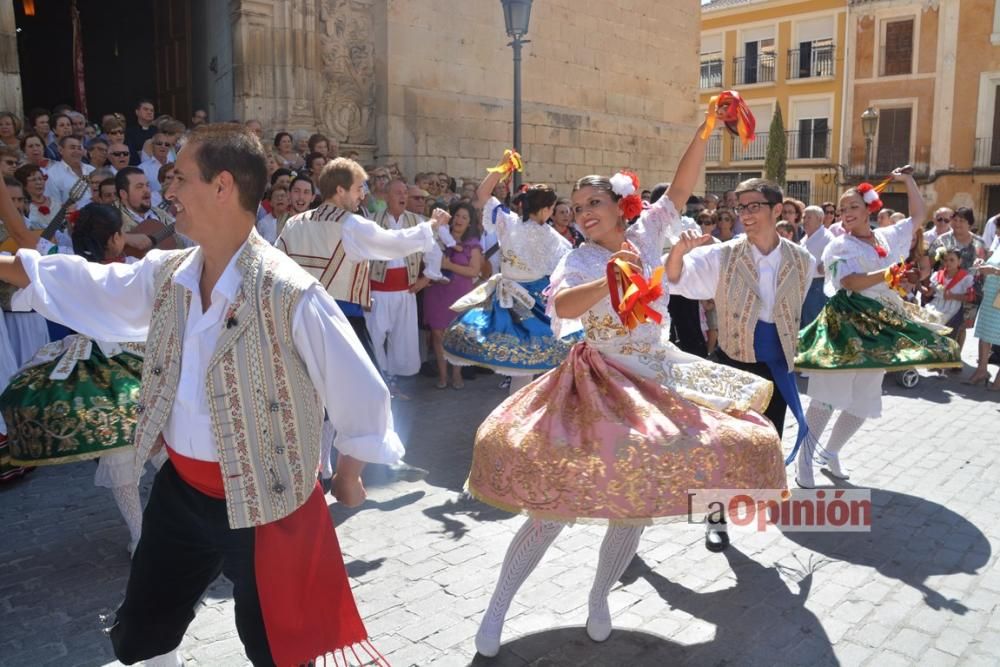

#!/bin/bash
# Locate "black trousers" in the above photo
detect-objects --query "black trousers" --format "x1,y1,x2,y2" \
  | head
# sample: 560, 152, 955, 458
110, 461, 276, 667
667, 295, 708, 358
715, 347, 788, 437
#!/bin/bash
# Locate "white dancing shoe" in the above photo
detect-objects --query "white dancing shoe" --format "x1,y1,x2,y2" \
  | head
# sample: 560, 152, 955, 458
821, 455, 850, 480
586, 601, 613, 642
474, 625, 502, 658
795, 456, 815, 489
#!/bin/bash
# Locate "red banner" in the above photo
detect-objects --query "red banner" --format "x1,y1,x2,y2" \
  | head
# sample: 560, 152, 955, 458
71, 0, 88, 117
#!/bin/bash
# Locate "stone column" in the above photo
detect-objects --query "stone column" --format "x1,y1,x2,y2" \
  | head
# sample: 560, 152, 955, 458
0, 2, 22, 118
317, 0, 379, 161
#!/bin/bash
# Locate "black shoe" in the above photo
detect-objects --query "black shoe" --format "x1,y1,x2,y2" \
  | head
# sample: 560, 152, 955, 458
705, 521, 730, 553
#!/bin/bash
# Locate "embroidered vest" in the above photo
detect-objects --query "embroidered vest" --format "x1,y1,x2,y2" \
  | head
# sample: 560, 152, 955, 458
368, 210, 423, 285
277, 203, 372, 307
715, 237, 812, 369
131, 231, 323, 528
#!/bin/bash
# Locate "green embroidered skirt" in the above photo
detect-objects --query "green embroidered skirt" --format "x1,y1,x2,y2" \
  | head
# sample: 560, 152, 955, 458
1, 337, 143, 467
796, 290, 961, 372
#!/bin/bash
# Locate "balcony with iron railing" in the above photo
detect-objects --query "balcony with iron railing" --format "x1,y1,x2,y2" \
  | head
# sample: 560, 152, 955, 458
700, 55, 723, 89
731, 131, 769, 161
974, 137, 1000, 168
787, 44, 835, 80
732, 53, 776, 86
844, 145, 929, 180
706, 133, 722, 163
786, 129, 832, 161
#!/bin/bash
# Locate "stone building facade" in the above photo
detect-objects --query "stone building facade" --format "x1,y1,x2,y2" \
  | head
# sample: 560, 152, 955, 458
2, 0, 701, 194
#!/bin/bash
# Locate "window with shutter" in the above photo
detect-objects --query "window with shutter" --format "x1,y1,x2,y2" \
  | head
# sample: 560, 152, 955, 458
875, 108, 912, 173
882, 19, 914, 76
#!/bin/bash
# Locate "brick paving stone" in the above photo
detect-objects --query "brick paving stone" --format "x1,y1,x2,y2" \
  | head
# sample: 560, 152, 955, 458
2, 340, 1000, 665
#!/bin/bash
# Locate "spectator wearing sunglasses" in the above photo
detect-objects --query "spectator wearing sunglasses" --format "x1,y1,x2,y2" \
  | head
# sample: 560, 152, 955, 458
925, 207, 953, 246
107, 142, 131, 175
139, 133, 174, 196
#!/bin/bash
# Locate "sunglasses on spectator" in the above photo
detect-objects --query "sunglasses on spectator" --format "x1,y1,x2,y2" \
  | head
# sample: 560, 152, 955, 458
111, 151, 130, 157
823, 208, 835, 214
153, 141, 172, 147
935, 216, 954, 222
700, 220, 716, 225
1, 159, 16, 166
109, 129, 124, 134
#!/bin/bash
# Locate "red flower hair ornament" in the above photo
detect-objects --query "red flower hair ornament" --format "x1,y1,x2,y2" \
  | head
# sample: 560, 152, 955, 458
610, 170, 643, 220
856, 182, 884, 214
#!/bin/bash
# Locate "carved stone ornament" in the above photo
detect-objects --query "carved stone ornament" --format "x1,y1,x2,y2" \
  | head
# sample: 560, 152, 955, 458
319, 0, 376, 144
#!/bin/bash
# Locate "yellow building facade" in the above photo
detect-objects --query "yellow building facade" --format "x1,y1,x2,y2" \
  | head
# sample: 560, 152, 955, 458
700, 0, 847, 205
844, 0, 1000, 224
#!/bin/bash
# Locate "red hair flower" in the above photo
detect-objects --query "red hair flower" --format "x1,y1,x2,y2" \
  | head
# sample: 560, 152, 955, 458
610, 170, 643, 220
856, 182, 883, 214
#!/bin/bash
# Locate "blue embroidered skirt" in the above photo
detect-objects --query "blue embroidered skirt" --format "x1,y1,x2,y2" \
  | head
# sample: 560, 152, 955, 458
442, 276, 579, 375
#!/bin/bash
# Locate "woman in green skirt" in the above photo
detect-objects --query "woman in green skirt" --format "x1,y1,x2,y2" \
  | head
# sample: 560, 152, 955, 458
0, 196, 150, 553
795, 167, 961, 487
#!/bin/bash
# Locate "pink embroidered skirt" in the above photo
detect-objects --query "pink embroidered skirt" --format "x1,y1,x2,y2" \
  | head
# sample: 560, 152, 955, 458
467, 343, 786, 522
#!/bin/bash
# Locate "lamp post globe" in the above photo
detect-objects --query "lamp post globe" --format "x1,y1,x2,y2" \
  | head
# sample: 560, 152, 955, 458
501, 0, 533, 38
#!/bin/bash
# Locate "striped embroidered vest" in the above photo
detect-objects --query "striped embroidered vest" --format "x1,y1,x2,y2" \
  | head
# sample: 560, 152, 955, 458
714, 237, 813, 370
368, 209, 424, 286
132, 231, 323, 528
277, 203, 372, 307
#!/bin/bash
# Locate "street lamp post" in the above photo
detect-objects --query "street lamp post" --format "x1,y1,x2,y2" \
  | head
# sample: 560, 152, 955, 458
501, 0, 532, 192
861, 106, 879, 181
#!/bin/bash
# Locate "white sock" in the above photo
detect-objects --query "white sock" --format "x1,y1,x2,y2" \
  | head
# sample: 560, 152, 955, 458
476, 519, 564, 655
822, 411, 866, 475
587, 525, 642, 641
110, 484, 143, 546
804, 400, 835, 462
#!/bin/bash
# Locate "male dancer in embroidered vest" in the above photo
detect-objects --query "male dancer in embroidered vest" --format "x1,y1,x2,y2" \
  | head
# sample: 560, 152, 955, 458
277, 159, 447, 486
0, 126, 398, 666
366, 178, 432, 385
277, 158, 444, 364
666, 178, 815, 551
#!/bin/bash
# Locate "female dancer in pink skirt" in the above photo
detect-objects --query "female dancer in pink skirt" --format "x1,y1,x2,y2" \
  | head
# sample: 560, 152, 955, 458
468, 120, 787, 656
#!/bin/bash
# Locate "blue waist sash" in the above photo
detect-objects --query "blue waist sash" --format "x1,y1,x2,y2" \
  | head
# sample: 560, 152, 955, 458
753, 321, 809, 465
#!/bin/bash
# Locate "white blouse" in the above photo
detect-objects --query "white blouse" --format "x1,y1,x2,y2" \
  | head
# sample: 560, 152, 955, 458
482, 196, 571, 282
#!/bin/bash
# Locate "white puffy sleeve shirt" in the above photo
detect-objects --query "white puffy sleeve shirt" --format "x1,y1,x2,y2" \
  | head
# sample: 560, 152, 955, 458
11, 245, 404, 465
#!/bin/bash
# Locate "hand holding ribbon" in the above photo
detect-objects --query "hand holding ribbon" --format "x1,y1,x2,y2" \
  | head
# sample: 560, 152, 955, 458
486, 149, 524, 181
884, 258, 915, 297
701, 90, 756, 147
606, 244, 665, 330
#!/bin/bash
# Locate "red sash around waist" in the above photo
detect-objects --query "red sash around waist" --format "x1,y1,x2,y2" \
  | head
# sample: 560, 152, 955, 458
165, 446, 387, 666
370, 267, 411, 292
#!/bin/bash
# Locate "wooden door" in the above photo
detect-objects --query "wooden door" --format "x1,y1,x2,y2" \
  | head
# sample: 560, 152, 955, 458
875, 108, 911, 174
154, 0, 191, 121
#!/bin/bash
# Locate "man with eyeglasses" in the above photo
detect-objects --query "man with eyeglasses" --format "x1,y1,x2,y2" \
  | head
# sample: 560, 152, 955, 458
107, 142, 131, 174
925, 207, 953, 246
139, 133, 174, 197
667, 178, 815, 552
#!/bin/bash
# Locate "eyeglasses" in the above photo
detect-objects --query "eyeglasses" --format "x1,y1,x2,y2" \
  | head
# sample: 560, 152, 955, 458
733, 201, 772, 215
700, 220, 717, 225
110, 151, 129, 157
823, 208, 835, 214
153, 141, 171, 147
1, 159, 16, 166
109, 129, 124, 135
935, 216, 954, 223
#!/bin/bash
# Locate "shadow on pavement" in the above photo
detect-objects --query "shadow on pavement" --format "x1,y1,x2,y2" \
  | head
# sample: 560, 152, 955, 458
330, 490, 426, 525
421, 494, 512, 540
466, 627, 692, 667
620, 548, 835, 666
779, 488, 990, 614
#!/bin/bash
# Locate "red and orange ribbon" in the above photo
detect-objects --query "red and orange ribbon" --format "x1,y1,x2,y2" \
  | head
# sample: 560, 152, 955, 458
702, 90, 756, 147
607, 258, 665, 330
884, 259, 913, 297
486, 149, 524, 180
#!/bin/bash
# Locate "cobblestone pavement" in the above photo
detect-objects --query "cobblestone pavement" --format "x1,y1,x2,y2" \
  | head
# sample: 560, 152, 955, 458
1, 338, 999, 667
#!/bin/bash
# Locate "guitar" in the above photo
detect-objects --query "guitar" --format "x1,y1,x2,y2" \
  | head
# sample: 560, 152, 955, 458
125, 214, 178, 259
0, 178, 89, 254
